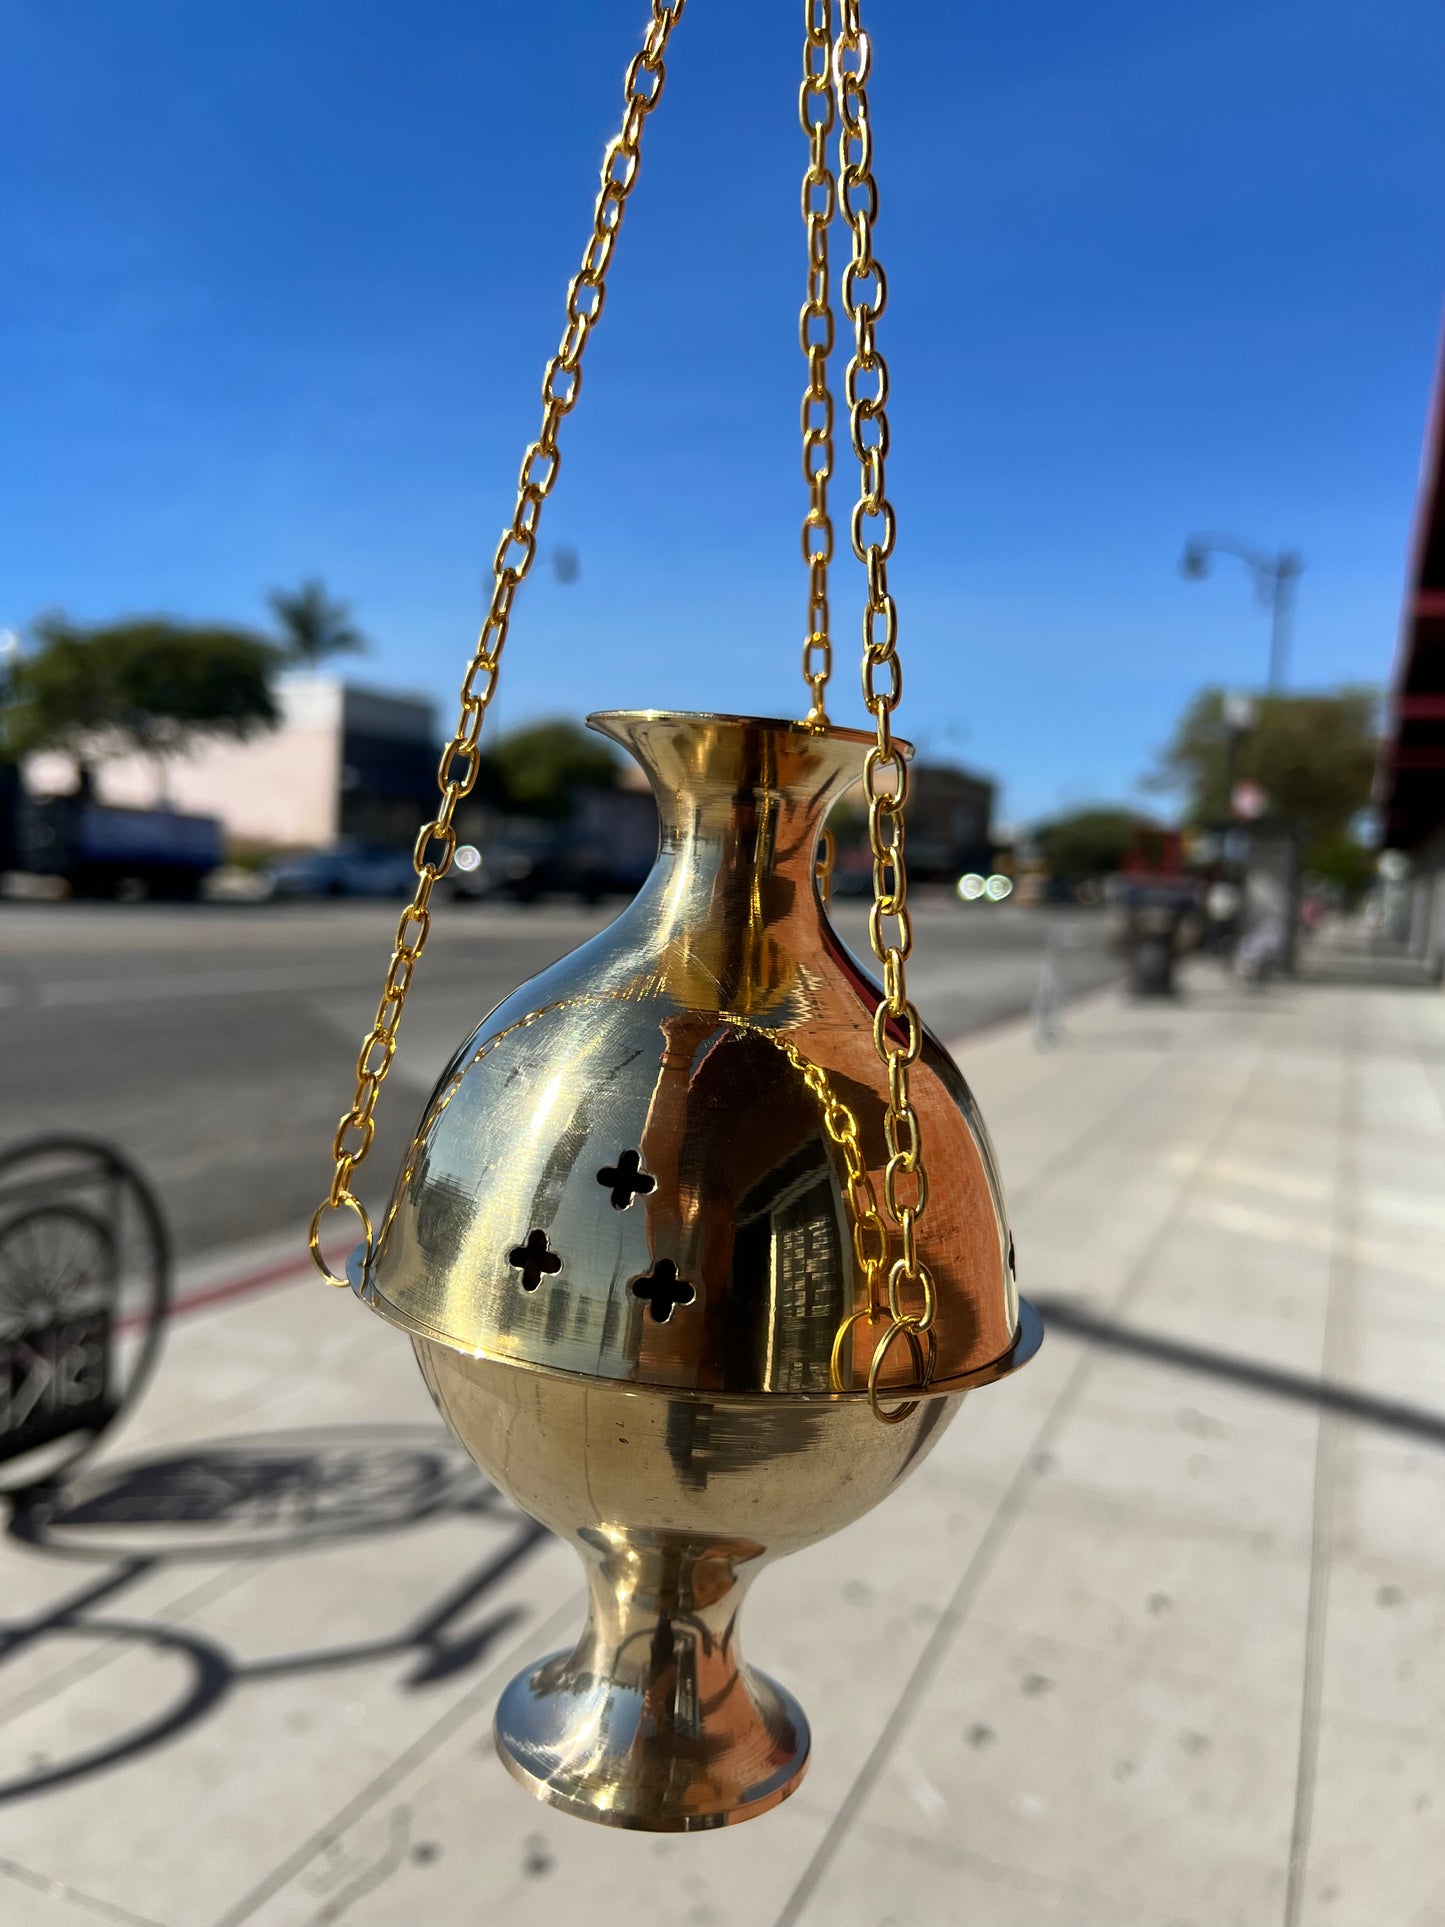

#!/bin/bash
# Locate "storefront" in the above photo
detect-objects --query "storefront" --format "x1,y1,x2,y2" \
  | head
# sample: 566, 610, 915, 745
1377, 331, 1445, 975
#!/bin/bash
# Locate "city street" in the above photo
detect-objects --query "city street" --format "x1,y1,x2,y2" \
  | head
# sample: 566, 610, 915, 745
0, 951, 1440, 1926
0, 896, 1116, 1260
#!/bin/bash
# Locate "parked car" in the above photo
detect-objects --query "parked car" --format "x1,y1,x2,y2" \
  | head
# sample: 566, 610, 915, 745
449, 820, 652, 905
449, 823, 560, 904
262, 840, 418, 900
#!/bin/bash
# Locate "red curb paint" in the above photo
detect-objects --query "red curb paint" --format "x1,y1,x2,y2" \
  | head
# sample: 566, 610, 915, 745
160, 1244, 353, 1325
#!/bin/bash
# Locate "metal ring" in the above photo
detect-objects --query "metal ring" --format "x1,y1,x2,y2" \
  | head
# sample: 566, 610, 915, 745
829, 1305, 884, 1394
308, 1195, 373, 1290
866, 1318, 936, 1424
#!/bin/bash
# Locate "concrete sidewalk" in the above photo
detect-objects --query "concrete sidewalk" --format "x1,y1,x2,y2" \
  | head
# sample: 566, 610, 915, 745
2, 968, 1442, 1927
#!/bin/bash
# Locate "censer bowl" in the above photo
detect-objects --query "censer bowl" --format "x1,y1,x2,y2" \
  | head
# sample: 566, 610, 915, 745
416, 1340, 962, 1830
353, 712, 1041, 1831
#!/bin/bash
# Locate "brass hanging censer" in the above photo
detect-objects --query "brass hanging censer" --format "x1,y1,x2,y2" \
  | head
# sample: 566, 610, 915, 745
310, 0, 1040, 1832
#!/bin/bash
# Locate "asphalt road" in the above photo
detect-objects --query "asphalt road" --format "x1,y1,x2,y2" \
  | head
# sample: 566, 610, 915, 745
0, 896, 1116, 1261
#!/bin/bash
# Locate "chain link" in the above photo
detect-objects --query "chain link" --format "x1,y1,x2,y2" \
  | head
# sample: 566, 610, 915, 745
834, 1, 936, 1420
813, 824, 835, 907
310, 0, 688, 1288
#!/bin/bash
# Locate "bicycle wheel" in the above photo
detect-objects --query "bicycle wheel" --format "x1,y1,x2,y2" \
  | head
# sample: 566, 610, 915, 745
0, 1138, 169, 1496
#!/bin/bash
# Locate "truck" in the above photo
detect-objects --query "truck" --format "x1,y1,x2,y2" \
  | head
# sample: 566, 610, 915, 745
9, 793, 224, 901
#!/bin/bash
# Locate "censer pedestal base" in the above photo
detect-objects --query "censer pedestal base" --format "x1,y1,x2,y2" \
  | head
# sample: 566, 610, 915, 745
493, 1530, 808, 1831
413, 1342, 974, 1829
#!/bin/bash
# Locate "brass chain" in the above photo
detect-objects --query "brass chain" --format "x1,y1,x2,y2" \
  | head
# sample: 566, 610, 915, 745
313, 0, 932, 1423
767, 1035, 889, 1391
309, 0, 688, 1288
798, 0, 836, 734
799, 0, 837, 907
835, 1, 936, 1421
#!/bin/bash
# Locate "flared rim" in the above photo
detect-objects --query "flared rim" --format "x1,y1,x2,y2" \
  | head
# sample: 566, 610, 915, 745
586, 708, 913, 757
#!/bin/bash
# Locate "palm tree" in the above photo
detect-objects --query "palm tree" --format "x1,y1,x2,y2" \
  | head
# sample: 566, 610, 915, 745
268, 579, 367, 668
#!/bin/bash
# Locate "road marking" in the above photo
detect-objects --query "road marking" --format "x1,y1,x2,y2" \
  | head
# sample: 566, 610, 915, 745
34, 963, 381, 1008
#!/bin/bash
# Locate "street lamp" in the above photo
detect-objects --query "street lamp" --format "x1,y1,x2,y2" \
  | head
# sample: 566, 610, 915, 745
1180, 533, 1304, 690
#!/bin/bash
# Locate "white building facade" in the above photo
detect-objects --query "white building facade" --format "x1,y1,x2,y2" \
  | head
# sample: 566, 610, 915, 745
25, 675, 439, 853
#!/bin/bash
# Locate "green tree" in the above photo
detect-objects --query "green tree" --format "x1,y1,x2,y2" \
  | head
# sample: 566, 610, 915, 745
1033, 806, 1155, 880
1149, 685, 1379, 879
1304, 827, 1378, 898
4, 616, 280, 792
268, 579, 367, 667
485, 719, 618, 820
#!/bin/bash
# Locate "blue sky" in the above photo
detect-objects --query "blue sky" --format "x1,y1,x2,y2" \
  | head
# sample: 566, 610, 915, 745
3, 0, 1442, 825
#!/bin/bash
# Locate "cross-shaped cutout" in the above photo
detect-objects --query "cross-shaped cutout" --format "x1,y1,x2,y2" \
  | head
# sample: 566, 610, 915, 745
597, 1148, 656, 1211
508, 1229, 562, 1292
631, 1259, 695, 1324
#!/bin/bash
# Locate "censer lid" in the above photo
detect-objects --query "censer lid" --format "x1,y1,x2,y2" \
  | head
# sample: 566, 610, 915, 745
356, 709, 1038, 1403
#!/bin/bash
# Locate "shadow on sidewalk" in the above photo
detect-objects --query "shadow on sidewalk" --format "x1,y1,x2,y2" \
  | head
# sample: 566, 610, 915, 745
10, 1423, 503, 1560
1034, 1295, 1445, 1448
0, 1426, 550, 1805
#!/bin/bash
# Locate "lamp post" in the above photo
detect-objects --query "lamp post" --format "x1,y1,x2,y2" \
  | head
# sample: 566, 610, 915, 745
1180, 533, 1304, 690
1221, 688, 1257, 817
1179, 538, 1306, 972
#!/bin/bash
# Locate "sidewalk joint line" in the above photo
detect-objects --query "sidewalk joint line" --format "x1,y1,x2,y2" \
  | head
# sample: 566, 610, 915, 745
209, 1589, 585, 1927
0, 1851, 167, 1927
1283, 1002, 1361, 1927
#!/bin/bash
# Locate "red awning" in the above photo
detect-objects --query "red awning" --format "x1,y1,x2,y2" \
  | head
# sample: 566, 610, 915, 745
1377, 328, 1445, 851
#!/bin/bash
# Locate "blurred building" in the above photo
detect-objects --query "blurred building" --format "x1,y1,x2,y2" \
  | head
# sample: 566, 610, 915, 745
904, 763, 996, 879
1377, 332, 1445, 971
829, 761, 996, 891
24, 674, 439, 853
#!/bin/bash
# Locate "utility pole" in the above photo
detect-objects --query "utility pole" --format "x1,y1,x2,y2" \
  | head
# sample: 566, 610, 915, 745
1181, 539, 1306, 973
1180, 533, 1304, 690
